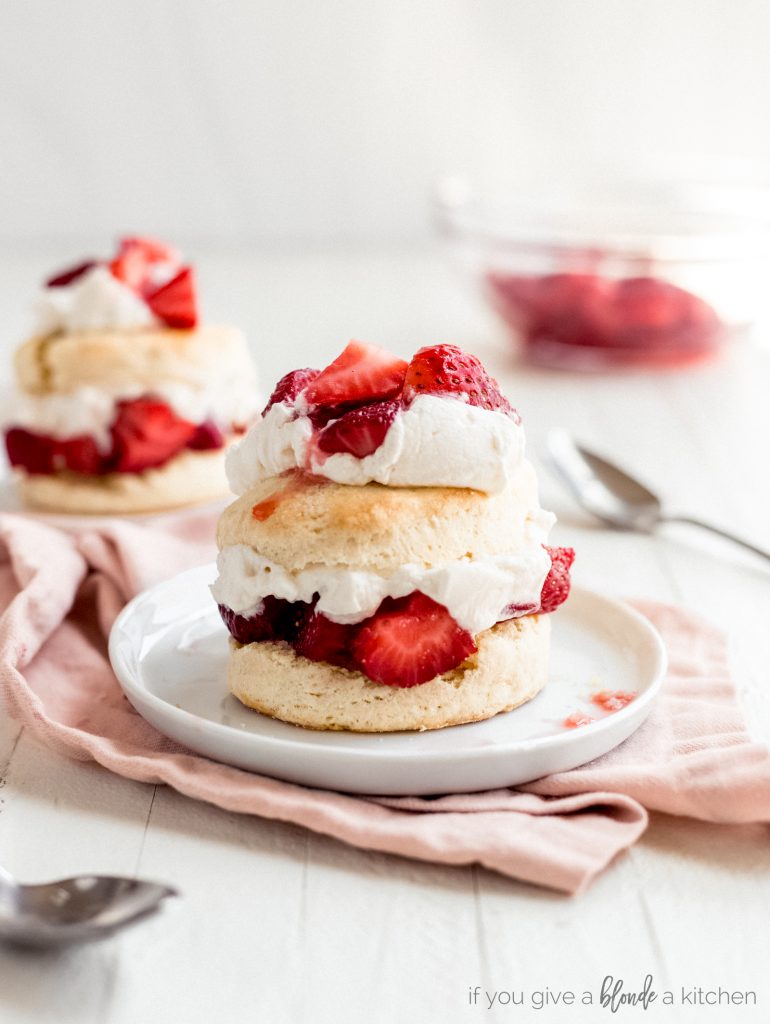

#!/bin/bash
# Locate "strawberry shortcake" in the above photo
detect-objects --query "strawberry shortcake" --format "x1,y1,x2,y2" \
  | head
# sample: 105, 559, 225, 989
4, 237, 259, 513
213, 340, 574, 731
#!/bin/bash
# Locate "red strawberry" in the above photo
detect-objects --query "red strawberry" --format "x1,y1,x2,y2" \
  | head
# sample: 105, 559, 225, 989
294, 612, 355, 668
262, 368, 321, 415
402, 344, 518, 419
117, 236, 180, 264
487, 272, 610, 350
303, 341, 407, 408
351, 592, 477, 687
56, 435, 105, 474
109, 398, 198, 473
316, 400, 398, 458
111, 237, 182, 293
145, 267, 198, 328
540, 546, 575, 613
46, 260, 98, 288
220, 597, 313, 645
5, 428, 57, 474
218, 598, 288, 645
5, 428, 106, 475
187, 419, 225, 450
110, 247, 151, 291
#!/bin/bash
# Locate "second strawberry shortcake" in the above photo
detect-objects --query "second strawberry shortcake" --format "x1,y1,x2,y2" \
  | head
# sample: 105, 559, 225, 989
213, 341, 574, 731
4, 237, 260, 514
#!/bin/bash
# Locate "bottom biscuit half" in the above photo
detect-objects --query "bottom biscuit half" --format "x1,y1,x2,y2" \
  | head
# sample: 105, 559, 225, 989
228, 613, 550, 732
17, 446, 230, 515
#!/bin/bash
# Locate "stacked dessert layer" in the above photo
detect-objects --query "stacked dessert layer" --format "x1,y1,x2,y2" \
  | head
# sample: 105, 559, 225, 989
4, 237, 260, 513
213, 340, 574, 732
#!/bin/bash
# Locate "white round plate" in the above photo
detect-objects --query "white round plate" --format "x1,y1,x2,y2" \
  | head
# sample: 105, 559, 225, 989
109, 566, 666, 796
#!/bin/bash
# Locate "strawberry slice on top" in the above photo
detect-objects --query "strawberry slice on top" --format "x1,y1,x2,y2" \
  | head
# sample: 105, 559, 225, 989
316, 400, 399, 459
145, 267, 198, 329
352, 592, 477, 687
110, 246, 152, 291
117, 235, 180, 265
402, 343, 519, 419
110, 236, 182, 293
262, 368, 321, 415
45, 260, 98, 288
303, 341, 407, 408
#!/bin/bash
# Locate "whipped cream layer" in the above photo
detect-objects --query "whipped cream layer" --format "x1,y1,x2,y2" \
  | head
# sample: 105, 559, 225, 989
34, 266, 159, 335
212, 510, 553, 635
8, 379, 260, 451
226, 393, 525, 495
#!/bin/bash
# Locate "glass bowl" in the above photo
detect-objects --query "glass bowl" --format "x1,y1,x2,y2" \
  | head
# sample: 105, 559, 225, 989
434, 174, 770, 370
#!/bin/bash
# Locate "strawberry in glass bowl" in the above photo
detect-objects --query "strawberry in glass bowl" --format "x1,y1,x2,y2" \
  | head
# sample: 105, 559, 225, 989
435, 174, 770, 370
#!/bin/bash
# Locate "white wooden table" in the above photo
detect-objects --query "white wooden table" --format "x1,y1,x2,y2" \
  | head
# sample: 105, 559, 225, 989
1, 249, 769, 1024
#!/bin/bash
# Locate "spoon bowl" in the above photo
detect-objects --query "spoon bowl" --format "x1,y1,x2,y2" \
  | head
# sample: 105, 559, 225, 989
547, 431, 662, 531
0, 865, 177, 948
546, 431, 770, 562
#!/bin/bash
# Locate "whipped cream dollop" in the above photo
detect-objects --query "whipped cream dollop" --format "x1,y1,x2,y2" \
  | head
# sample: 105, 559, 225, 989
226, 393, 525, 495
34, 266, 158, 335
211, 510, 554, 635
7, 379, 260, 450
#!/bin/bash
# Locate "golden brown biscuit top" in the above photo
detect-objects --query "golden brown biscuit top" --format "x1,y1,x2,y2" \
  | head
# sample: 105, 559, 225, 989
216, 461, 542, 573
15, 324, 250, 396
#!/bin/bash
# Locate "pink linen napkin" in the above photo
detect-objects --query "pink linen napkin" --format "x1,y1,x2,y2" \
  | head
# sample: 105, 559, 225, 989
2, 511, 769, 895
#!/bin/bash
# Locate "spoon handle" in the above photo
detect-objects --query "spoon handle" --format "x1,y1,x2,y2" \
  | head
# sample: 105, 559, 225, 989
664, 515, 770, 563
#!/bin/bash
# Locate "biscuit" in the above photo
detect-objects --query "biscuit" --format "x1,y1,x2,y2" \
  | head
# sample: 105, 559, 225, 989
227, 614, 549, 732
216, 460, 543, 574
16, 446, 230, 515
15, 325, 254, 396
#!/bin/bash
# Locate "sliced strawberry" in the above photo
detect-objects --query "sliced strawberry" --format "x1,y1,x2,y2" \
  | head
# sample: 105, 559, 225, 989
218, 598, 289, 645
5, 428, 57, 474
109, 397, 198, 473
117, 235, 180, 264
262, 368, 321, 415
402, 344, 518, 419
109, 246, 152, 291
351, 592, 477, 687
187, 419, 225, 450
303, 341, 407, 408
220, 597, 313, 645
145, 267, 198, 328
316, 400, 398, 458
56, 435, 105, 474
111, 237, 182, 293
5, 428, 106, 475
540, 546, 575, 613
294, 611, 356, 668
46, 260, 98, 288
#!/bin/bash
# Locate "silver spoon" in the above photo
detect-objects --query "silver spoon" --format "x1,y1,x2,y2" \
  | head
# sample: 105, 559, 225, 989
546, 431, 770, 563
0, 864, 177, 948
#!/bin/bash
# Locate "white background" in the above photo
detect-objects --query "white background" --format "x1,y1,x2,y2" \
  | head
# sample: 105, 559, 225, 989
2, 0, 770, 248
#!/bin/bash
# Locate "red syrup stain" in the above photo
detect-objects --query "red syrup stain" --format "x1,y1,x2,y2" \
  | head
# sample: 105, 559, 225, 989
591, 690, 637, 713
563, 711, 595, 729
251, 470, 325, 521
